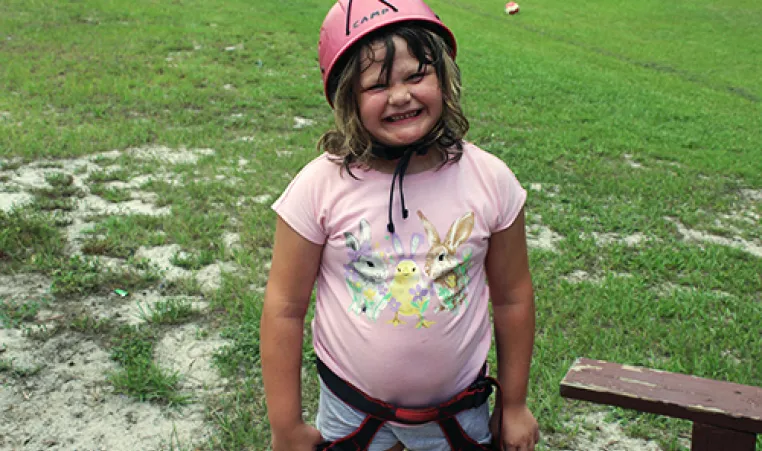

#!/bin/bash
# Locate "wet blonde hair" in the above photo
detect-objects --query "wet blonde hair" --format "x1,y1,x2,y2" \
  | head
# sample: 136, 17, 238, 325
317, 23, 469, 175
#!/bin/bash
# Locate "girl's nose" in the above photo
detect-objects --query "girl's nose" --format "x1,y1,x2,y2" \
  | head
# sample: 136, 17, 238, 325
388, 84, 411, 105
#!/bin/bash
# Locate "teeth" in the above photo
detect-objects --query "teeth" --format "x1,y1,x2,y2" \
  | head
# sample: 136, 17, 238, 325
389, 111, 418, 121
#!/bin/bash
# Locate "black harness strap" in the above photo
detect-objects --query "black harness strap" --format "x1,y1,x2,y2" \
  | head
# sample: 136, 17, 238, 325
316, 359, 502, 450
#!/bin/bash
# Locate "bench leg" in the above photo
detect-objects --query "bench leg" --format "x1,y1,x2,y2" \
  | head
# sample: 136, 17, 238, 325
690, 423, 756, 451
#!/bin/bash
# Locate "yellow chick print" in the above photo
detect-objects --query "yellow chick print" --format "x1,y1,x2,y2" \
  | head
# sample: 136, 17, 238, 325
388, 259, 434, 329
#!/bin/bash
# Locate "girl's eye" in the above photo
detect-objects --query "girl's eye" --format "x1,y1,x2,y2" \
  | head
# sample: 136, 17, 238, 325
364, 83, 386, 91
408, 72, 425, 82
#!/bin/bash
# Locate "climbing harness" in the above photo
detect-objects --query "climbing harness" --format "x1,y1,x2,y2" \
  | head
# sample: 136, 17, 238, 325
315, 358, 502, 450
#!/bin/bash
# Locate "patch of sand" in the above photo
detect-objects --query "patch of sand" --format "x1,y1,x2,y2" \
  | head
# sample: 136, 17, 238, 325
0, 274, 51, 302
0, 146, 249, 450
128, 146, 215, 165
0, 330, 219, 451
561, 270, 633, 284
588, 232, 649, 247
154, 323, 228, 392
563, 412, 663, 450
668, 217, 762, 258
527, 224, 564, 252
623, 154, 644, 169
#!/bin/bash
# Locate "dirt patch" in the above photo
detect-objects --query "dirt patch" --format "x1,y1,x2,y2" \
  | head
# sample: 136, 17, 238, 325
0, 327, 223, 450
668, 217, 762, 258
0, 274, 51, 302
623, 154, 644, 169
1, 286, 226, 451
588, 232, 649, 247
0, 147, 241, 450
154, 324, 229, 392
526, 215, 564, 252
563, 412, 663, 450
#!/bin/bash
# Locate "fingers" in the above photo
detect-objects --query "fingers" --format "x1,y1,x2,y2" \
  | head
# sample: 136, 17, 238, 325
508, 443, 535, 451
504, 431, 539, 451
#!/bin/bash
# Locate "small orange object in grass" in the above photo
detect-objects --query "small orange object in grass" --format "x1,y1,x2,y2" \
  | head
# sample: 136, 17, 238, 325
505, 2, 520, 14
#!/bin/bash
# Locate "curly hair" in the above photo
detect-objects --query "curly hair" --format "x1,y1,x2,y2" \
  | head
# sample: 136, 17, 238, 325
317, 23, 469, 174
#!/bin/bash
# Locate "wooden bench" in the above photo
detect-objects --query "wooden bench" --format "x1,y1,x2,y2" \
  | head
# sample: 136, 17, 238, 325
560, 358, 762, 450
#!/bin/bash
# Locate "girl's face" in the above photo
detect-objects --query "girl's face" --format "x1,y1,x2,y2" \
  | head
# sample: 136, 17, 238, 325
356, 35, 443, 148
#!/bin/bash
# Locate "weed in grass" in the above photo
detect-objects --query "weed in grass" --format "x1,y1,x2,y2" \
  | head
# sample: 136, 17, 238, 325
164, 426, 195, 451
109, 360, 190, 406
137, 298, 197, 325
158, 277, 205, 297
50, 211, 73, 227
207, 378, 271, 450
102, 263, 163, 293
68, 314, 114, 334
0, 296, 48, 328
110, 325, 155, 364
49, 255, 102, 296
0, 160, 23, 171
49, 254, 159, 296
31, 174, 85, 211
38, 162, 63, 169
108, 325, 189, 406
39, 173, 85, 198
21, 323, 57, 341
213, 321, 260, 378
88, 184, 133, 203
32, 195, 78, 211
171, 249, 216, 270
73, 165, 89, 175
0, 357, 42, 378
44, 172, 73, 187
0, 208, 66, 271
88, 168, 132, 183
81, 215, 167, 259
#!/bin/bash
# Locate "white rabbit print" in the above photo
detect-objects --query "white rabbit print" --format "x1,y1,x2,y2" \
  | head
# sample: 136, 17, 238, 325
343, 219, 390, 320
417, 210, 475, 313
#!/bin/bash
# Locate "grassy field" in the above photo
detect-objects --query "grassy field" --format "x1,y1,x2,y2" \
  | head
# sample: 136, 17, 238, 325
1, 0, 760, 449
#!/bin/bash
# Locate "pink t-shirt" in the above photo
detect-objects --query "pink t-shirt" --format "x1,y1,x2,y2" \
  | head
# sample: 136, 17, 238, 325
272, 142, 526, 408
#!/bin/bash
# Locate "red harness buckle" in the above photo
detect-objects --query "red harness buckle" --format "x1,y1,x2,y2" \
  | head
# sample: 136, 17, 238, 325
393, 407, 440, 423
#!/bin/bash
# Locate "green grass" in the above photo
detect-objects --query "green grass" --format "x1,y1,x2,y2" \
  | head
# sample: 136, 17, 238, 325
108, 325, 190, 406
0, 296, 48, 328
1, 0, 760, 449
137, 298, 198, 325
0, 209, 67, 270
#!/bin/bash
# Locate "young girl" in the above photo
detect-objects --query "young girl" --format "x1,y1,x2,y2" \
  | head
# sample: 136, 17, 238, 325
261, 1, 540, 450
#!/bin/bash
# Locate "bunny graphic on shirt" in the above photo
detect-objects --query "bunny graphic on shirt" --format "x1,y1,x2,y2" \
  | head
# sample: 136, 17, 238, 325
343, 219, 391, 321
417, 210, 474, 313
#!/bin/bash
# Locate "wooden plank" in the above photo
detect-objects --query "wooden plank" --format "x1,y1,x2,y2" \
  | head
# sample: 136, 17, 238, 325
690, 423, 756, 451
560, 358, 762, 434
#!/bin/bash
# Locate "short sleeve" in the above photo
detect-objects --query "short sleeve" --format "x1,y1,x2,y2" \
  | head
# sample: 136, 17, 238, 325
271, 158, 329, 245
492, 163, 527, 233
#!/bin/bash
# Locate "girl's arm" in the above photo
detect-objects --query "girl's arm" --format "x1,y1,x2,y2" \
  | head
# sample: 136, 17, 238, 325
261, 217, 324, 447
486, 208, 540, 449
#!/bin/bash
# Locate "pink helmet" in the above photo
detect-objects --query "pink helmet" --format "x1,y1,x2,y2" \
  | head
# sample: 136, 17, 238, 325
318, 0, 457, 107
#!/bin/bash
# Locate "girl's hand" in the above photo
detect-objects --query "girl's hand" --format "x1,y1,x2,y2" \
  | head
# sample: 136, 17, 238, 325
272, 422, 324, 451
491, 404, 540, 451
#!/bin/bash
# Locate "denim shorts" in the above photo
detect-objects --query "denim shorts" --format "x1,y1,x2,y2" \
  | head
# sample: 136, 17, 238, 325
315, 378, 492, 451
